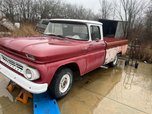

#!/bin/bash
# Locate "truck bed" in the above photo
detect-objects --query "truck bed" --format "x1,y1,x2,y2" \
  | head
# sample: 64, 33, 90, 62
103, 37, 128, 64
104, 38, 128, 49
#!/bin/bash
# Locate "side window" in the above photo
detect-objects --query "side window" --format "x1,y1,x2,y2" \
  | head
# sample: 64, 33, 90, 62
90, 26, 101, 40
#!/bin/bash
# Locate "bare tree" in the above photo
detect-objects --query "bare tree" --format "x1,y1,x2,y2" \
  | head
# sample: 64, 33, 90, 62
0, 0, 18, 22
99, 0, 112, 19
0, 0, 3, 18
0, 0, 99, 22
114, 0, 149, 39
143, 1, 152, 44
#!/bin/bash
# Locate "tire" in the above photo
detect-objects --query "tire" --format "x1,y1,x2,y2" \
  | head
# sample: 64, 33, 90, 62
49, 68, 73, 99
135, 63, 139, 69
109, 54, 118, 67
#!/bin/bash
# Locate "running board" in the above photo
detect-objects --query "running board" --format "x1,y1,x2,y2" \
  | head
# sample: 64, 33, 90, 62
100, 65, 109, 69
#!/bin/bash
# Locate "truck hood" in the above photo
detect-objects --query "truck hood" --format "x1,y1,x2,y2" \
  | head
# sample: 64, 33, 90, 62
0, 36, 88, 63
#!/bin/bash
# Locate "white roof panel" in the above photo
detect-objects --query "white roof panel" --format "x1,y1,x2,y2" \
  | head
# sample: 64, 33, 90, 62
50, 19, 102, 25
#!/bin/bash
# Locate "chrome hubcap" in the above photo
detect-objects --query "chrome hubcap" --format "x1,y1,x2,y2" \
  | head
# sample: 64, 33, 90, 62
59, 74, 70, 93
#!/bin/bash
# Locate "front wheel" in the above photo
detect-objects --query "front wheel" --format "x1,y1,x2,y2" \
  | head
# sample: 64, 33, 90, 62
49, 68, 73, 99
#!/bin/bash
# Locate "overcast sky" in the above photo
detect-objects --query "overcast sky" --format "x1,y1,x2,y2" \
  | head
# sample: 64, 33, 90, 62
64, 0, 101, 14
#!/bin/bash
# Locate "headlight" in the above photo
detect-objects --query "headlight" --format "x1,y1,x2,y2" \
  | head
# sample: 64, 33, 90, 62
25, 69, 33, 79
24, 67, 40, 80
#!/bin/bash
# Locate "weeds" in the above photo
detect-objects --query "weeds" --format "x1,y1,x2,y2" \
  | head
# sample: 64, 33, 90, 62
12, 23, 40, 37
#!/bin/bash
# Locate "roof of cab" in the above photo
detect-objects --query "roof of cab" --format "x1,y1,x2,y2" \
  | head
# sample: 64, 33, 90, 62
50, 19, 102, 25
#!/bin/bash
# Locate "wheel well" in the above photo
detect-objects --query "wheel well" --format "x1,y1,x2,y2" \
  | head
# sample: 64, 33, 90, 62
118, 52, 122, 56
55, 63, 80, 80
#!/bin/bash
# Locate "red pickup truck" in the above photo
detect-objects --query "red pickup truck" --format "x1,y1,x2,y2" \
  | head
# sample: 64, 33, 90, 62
0, 19, 128, 98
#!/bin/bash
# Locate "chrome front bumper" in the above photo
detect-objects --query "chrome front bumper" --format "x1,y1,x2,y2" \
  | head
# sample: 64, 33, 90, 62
0, 64, 48, 94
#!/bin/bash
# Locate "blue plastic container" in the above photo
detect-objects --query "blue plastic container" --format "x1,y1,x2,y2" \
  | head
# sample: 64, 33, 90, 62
33, 92, 60, 114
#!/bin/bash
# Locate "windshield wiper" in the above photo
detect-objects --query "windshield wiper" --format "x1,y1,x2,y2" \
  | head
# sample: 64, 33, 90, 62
45, 33, 65, 38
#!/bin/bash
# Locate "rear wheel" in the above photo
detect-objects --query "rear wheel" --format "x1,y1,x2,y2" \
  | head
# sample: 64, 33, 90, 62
49, 68, 73, 99
109, 54, 118, 67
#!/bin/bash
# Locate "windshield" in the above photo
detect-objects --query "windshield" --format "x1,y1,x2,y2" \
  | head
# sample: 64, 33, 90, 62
44, 22, 89, 40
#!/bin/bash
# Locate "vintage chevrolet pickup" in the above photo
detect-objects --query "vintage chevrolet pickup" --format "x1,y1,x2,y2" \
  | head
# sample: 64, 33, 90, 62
0, 19, 128, 98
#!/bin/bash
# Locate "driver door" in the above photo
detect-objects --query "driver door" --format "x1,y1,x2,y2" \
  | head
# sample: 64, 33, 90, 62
86, 25, 106, 72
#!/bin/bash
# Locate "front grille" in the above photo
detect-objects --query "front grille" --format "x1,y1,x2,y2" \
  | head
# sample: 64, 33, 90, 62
1, 54, 24, 74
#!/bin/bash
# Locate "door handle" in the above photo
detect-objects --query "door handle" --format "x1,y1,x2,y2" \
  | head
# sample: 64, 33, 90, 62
89, 44, 93, 47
